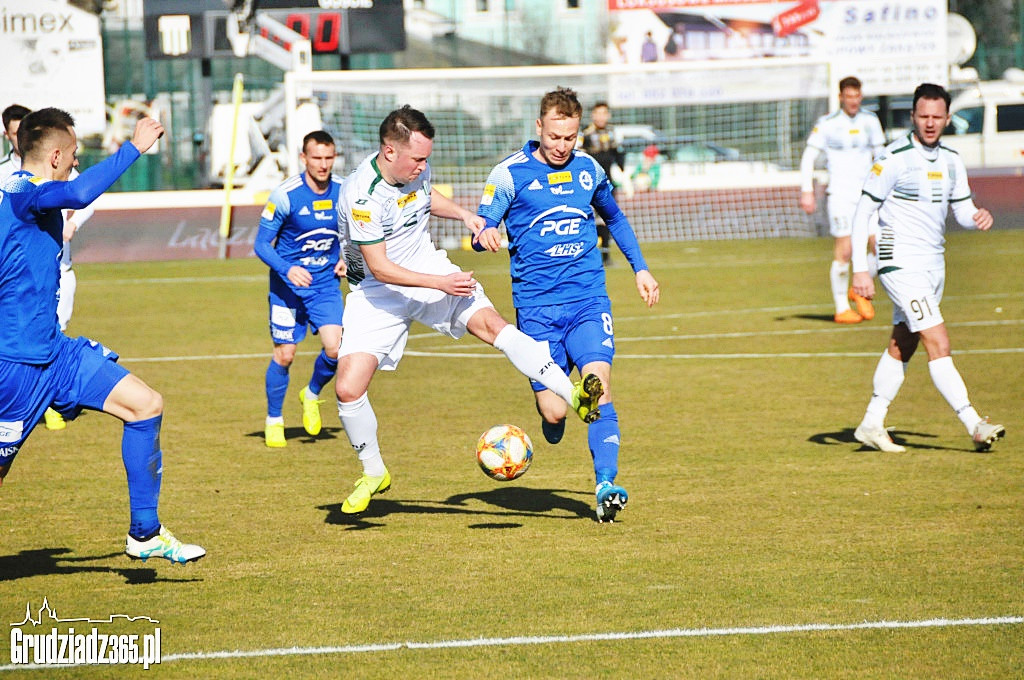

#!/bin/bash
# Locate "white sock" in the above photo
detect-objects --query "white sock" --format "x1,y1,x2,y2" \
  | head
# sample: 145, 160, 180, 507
337, 393, 386, 476
492, 325, 575, 405
862, 352, 906, 429
830, 260, 851, 313
867, 252, 879, 280
57, 267, 77, 331
305, 385, 320, 398
265, 415, 284, 426
927, 356, 981, 433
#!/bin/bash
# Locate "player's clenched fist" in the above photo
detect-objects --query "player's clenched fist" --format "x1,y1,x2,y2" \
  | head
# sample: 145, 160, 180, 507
131, 118, 164, 154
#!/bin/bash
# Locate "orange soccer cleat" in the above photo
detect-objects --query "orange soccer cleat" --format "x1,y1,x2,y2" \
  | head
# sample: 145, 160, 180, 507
848, 287, 875, 320
834, 309, 863, 324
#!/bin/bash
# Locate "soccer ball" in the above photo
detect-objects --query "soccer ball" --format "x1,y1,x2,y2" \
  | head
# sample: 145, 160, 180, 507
476, 424, 533, 481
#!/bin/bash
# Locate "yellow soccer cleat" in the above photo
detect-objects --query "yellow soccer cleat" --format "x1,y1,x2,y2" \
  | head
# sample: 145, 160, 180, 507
571, 373, 603, 424
265, 422, 286, 448
341, 469, 391, 514
44, 408, 66, 431
299, 387, 324, 436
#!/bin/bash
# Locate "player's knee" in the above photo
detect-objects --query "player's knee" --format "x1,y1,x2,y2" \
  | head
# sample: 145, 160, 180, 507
273, 346, 297, 367
335, 380, 363, 404
134, 388, 164, 420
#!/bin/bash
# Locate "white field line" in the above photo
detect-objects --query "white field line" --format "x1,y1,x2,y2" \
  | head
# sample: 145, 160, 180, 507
122, 318, 1024, 364
1, 616, 1020, 671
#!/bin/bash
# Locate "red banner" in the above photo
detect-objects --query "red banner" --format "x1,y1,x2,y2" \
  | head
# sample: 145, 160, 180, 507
771, 0, 820, 37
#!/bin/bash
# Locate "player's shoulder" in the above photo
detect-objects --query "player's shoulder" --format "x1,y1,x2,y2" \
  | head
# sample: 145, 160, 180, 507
857, 109, 881, 122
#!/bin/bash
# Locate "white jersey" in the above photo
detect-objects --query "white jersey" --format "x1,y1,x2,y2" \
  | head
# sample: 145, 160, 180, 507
338, 152, 438, 290
802, 109, 885, 200
0, 151, 21, 185
853, 133, 977, 273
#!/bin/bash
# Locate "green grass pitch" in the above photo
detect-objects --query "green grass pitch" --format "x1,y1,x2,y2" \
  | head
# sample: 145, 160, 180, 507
1, 231, 1021, 678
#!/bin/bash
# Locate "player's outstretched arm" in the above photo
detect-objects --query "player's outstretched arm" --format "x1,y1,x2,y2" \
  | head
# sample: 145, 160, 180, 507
636, 270, 660, 308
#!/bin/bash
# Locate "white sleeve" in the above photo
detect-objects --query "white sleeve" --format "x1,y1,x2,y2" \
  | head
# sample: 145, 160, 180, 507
949, 157, 980, 228
64, 168, 95, 227
799, 145, 819, 193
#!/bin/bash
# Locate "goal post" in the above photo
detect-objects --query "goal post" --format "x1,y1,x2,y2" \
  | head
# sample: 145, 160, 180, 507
284, 58, 833, 246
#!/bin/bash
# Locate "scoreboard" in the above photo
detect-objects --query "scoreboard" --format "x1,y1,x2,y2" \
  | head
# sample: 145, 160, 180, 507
143, 0, 405, 59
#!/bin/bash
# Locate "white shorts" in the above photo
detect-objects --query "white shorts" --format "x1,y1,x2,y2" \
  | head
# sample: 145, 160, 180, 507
827, 193, 878, 239
340, 277, 493, 371
879, 267, 945, 333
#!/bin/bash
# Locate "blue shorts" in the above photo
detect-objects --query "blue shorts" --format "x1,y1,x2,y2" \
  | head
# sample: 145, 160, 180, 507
268, 274, 344, 345
516, 297, 615, 393
0, 335, 128, 467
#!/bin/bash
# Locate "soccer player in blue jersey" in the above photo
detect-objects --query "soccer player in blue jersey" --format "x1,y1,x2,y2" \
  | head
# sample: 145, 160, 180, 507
255, 130, 346, 448
0, 108, 204, 563
476, 87, 660, 522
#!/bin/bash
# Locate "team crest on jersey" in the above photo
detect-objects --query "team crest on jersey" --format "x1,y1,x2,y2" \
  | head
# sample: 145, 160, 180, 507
547, 171, 572, 185
262, 202, 277, 220
579, 170, 593, 191
481, 184, 496, 205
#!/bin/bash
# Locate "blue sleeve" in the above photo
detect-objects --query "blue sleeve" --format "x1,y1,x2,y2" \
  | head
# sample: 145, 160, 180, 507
34, 142, 141, 212
254, 188, 293, 278
254, 229, 292, 278
593, 182, 648, 273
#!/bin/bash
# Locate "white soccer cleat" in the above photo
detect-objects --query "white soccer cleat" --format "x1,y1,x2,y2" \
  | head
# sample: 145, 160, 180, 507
854, 424, 906, 453
972, 418, 1005, 452
126, 526, 206, 564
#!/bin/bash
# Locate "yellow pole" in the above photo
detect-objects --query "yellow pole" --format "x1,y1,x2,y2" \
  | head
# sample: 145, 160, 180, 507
218, 72, 245, 259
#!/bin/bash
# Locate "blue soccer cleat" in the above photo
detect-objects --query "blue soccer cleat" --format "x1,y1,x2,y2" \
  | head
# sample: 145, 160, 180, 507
595, 481, 628, 523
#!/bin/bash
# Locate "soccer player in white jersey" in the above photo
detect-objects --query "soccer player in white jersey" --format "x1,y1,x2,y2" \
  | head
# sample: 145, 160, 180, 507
333, 105, 601, 514
2, 104, 94, 431
800, 76, 886, 323
476, 87, 659, 522
850, 83, 1005, 454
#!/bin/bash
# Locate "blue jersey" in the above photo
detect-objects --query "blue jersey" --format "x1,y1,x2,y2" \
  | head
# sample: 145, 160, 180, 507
0, 143, 140, 364
255, 172, 343, 289
477, 141, 648, 308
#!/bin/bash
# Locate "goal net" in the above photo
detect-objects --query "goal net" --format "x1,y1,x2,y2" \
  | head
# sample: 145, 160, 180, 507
285, 59, 831, 248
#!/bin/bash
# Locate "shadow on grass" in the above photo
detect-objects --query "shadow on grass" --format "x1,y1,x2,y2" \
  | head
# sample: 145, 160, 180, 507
244, 425, 346, 444
777, 313, 837, 323
808, 427, 964, 452
318, 487, 595, 530
0, 548, 203, 584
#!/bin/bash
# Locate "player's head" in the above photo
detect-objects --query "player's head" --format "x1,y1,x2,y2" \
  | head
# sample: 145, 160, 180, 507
300, 130, 336, 189
378, 105, 434, 186
2, 104, 31, 156
838, 76, 862, 117
911, 83, 951, 148
18, 107, 78, 180
590, 101, 611, 128
535, 87, 582, 167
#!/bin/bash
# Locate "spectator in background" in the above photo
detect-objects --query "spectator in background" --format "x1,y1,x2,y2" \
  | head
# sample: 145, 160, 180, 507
641, 32, 658, 63
579, 101, 625, 266
631, 144, 662, 192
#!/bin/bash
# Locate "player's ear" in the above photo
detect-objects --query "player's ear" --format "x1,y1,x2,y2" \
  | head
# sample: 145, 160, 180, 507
535, 118, 543, 137
49, 147, 62, 171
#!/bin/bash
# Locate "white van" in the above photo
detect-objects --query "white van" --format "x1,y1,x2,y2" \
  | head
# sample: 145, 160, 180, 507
941, 76, 1024, 168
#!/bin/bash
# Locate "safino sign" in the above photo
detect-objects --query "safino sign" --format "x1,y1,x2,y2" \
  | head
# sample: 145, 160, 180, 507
142, 0, 404, 59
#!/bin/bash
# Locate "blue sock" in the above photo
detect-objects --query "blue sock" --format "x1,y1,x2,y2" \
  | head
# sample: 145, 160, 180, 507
588, 402, 620, 485
122, 415, 163, 539
265, 359, 289, 418
308, 350, 337, 396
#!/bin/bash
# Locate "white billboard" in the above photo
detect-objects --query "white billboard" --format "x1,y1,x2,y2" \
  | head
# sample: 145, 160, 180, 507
0, 0, 107, 136
608, 0, 948, 98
